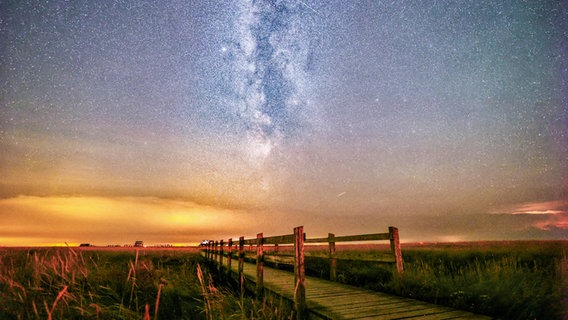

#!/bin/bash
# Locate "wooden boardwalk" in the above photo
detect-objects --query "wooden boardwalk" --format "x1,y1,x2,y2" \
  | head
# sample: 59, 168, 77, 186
215, 257, 492, 320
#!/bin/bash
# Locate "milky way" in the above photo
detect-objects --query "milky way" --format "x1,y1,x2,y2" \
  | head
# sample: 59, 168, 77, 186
215, 0, 319, 167
0, 0, 566, 245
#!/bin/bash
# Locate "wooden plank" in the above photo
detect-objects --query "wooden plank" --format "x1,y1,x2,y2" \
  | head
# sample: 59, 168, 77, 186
334, 255, 396, 263
307, 291, 377, 301
336, 301, 421, 313
307, 232, 391, 243
309, 297, 386, 307
306, 237, 332, 243
337, 304, 431, 319
352, 307, 488, 320
240, 235, 296, 246
306, 286, 368, 295
263, 234, 295, 245
313, 297, 409, 309
397, 310, 485, 320
305, 283, 375, 294
348, 304, 485, 320
443, 314, 493, 320
306, 291, 399, 305
242, 238, 257, 245
306, 281, 361, 291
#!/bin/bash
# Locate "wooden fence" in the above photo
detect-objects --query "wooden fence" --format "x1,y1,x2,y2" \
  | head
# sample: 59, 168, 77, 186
203, 226, 403, 319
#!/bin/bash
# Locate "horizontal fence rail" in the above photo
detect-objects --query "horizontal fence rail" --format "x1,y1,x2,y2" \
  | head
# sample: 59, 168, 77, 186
202, 226, 403, 319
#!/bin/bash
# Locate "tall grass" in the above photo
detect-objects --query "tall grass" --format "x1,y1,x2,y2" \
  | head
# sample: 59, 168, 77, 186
0, 247, 293, 319
3, 242, 562, 319
0, 247, 207, 319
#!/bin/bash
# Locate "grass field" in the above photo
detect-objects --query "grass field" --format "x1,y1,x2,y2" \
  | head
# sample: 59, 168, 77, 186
1, 241, 566, 319
301, 240, 567, 320
0, 246, 292, 319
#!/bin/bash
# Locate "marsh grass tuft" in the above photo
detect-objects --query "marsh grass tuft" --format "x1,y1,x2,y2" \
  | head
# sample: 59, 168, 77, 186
0, 247, 205, 319
0, 247, 295, 319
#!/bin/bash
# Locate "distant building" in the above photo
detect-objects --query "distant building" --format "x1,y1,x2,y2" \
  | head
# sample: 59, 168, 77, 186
134, 240, 144, 247
79, 243, 91, 247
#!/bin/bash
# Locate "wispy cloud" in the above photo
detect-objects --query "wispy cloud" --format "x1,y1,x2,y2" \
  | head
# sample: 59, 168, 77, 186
489, 200, 568, 232
533, 213, 568, 230
490, 200, 568, 215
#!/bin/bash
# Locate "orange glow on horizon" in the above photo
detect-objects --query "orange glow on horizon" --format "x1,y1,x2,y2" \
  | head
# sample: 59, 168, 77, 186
0, 195, 253, 247
3, 195, 567, 246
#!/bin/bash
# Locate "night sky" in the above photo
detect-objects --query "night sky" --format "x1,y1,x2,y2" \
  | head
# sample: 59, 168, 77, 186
1, 0, 567, 246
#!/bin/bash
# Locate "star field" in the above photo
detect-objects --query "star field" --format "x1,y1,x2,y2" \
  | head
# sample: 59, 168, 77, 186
0, 0, 566, 245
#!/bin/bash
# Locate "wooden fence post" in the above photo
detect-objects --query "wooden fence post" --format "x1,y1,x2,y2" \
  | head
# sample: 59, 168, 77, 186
389, 226, 404, 275
214, 241, 218, 262
219, 240, 224, 273
207, 241, 213, 260
207, 240, 213, 260
227, 238, 233, 276
294, 226, 306, 319
328, 233, 336, 281
211, 241, 214, 261
256, 233, 264, 296
239, 236, 245, 296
